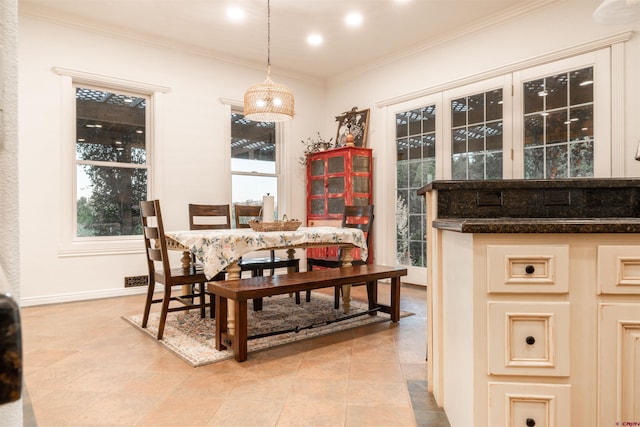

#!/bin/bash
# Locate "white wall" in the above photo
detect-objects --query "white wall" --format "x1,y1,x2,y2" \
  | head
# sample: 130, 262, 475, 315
325, 0, 640, 270
1, 1, 23, 425
18, 1, 640, 303
18, 15, 324, 304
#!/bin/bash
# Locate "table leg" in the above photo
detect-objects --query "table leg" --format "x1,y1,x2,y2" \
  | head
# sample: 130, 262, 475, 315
181, 250, 191, 269
181, 250, 193, 303
226, 261, 241, 335
340, 247, 354, 313
287, 248, 297, 273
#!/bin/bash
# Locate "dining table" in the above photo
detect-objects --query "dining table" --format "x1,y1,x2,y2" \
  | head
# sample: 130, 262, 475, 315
165, 226, 369, 334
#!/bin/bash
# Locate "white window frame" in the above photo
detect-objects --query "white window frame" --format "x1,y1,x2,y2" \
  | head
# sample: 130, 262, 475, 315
443, 75, 514, 179
512, 49, 611, 178
221, 99, 285, 221
55, 68, 168, 257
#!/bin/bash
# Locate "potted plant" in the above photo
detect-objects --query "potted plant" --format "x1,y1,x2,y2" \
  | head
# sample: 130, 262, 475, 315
299, 132, 334, 165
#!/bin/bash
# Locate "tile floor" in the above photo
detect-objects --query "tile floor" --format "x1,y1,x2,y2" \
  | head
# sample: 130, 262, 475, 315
21, 283, 450, 426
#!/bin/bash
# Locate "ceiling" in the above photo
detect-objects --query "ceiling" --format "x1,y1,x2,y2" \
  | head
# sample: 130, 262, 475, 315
20, 0, 559, 81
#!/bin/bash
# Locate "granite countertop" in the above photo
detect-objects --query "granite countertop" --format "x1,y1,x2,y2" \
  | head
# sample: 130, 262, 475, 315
420, 178, 640, 233
432, 217, 640, 233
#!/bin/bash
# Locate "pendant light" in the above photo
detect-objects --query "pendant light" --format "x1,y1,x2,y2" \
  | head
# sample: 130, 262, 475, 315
243, 0, 294, 122
593, 0, 640, 24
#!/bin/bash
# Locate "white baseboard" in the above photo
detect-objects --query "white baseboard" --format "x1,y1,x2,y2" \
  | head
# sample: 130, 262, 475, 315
20, 286, 148, 307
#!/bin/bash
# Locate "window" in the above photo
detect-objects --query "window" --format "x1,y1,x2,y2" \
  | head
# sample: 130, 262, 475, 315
230, 111, 279, 219
395, 105, 436, 268
522, 67, 595, 178
451, 89, 504, 180
74, 85, 149, 238
390, 47, 613, 279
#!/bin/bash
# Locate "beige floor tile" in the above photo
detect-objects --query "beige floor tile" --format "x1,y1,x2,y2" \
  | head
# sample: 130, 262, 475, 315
287, 378, 349, 402
348, 360, 404, 383
136, 394, 224, 426
21, 284, 436, 426
207, 398, 283, 427
347, 380, 412, 408
276, 400, 347, 427
227, 376, 294, 401
346, 404, 416, 427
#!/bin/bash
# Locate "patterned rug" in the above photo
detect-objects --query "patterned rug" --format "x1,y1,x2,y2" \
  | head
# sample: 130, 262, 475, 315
123, 293, 412, 367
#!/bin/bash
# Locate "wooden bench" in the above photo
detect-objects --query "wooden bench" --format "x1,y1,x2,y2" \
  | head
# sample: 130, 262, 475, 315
209, 264, 408, 361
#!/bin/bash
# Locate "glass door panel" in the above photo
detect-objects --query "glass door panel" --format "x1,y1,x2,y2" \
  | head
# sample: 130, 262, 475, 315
522, 66, 594, 179
395, 105, 435, 268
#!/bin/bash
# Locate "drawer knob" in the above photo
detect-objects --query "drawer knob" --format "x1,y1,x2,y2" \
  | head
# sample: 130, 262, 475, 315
525, 265, 535, 274
526, 418, 536, 427
525, 336, 536, 345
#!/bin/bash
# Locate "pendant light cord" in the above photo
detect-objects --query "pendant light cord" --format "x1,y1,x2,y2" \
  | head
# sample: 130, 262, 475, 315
267, 0, 272, 79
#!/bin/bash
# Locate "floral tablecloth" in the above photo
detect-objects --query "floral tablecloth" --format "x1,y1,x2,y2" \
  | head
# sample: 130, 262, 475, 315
165, 226, 368, 280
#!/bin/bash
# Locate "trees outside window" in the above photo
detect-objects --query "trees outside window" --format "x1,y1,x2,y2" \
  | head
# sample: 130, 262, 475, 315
75, 86, 149, 237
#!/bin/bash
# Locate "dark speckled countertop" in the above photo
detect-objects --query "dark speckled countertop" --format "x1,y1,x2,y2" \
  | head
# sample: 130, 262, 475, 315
418, 179, 640, 234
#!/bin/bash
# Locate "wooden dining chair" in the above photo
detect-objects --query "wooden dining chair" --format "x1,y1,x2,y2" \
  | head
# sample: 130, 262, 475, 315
234, 204, 301, 308
234, 204, 300, 277
306, 205, 375, 308
188, 203, 231, 230
140, 200, 220, 340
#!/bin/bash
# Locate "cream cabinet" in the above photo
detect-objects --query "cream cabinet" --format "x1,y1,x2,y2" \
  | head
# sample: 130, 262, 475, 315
597, 246, 640, 424
432, 233, 640, 427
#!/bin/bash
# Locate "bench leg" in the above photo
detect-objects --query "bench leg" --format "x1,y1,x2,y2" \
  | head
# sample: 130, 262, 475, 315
390, 277, 401, 322
215, 295, 228, 351
234, 300, 248, 362
366, 280, 378, 314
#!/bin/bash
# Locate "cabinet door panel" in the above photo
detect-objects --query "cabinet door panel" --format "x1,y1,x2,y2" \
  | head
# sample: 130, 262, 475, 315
598, 303, 640, 425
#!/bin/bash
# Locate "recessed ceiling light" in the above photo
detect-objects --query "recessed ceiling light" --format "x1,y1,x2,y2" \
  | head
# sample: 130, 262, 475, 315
345, 11, 363, 27
226, 5, 245, 22
307, 33, 323, 46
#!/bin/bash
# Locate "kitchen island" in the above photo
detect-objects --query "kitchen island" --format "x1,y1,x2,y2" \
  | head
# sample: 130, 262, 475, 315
418, 178, 640, 427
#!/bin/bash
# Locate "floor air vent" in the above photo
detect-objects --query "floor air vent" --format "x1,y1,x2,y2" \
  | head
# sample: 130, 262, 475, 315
124, 275, 148, 288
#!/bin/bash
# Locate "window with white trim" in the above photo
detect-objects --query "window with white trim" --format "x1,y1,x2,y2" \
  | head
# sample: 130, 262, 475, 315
74, 84, 150, 237
230, 110, 280, 219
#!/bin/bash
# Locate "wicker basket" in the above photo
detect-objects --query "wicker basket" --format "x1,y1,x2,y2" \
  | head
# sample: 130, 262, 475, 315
248, 220, 301, 232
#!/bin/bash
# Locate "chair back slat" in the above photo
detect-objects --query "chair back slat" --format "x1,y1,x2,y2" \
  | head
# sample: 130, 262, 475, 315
189, 204, 231, 230
144, 226, 159, 240
147, 247, 163, 262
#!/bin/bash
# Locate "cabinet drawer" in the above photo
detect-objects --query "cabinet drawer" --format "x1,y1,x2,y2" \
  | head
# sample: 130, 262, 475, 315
487, 245, 569, 293
597, 245, 640, 294
488, 382, 571, 427
488, 302, 570, 376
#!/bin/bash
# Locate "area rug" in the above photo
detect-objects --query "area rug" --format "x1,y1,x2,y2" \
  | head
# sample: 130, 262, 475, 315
123, 293, 412, 367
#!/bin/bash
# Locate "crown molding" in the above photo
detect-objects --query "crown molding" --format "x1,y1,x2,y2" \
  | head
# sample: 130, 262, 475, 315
376, 30, 634, 108
328, 0, 560, 86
